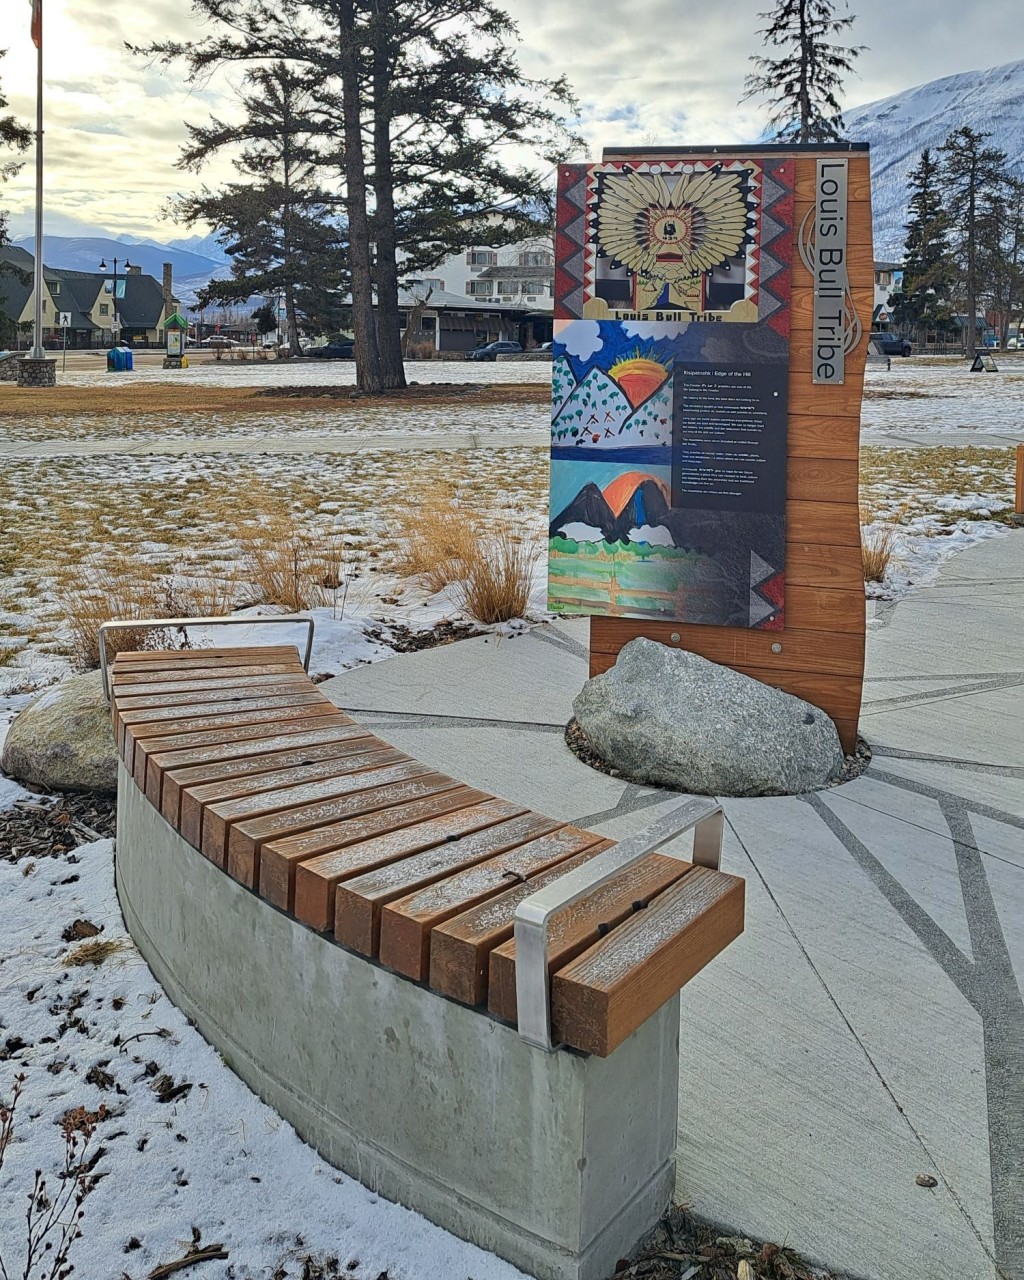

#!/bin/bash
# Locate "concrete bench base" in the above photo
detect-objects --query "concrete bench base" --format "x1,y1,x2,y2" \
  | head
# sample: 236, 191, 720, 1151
115, 762, 680, 1280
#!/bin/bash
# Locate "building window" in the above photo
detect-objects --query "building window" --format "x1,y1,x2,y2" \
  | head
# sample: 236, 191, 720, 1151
41, 300, 47, 313
49, 281, 60, 294
519, 251, 552, 267
466, 250, 497, 267
466, 280, 493, 297
99, 303, 110, 316
421, 278, 444, 291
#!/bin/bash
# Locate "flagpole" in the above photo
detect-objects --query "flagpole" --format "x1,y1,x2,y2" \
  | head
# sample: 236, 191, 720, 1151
29, 4, 45, 361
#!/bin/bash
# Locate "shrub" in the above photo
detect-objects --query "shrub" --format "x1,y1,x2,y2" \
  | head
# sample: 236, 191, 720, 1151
237, 513, 346, 612
453, 520, 538, 624
391, 480, 477, 593
61, 556, 171, 671
861, 523, 899, 584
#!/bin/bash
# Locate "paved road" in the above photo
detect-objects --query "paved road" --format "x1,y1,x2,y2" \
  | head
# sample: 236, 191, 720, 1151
322, 535, 1024, 1280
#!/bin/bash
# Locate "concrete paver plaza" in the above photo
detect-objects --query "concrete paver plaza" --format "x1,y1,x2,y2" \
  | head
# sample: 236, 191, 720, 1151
323, 534, 1023, 1280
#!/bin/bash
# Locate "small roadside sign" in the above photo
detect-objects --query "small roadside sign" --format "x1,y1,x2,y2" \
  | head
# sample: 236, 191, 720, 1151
59, 312, 71, 328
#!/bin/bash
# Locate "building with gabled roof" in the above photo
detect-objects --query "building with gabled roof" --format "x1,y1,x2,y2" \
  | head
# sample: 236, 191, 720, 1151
0, 247, 179, 349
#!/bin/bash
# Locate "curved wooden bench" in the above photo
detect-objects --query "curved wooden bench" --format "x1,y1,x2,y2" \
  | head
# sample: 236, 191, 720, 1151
110, 642, 744, 1280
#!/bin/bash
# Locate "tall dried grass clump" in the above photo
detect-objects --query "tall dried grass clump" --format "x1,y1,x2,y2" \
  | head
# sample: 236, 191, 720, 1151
237, 513, 346, 612
391, 480, 477, 593
61, 556, 170, 671
861, 523, 899, 583
453, 521, 539, 624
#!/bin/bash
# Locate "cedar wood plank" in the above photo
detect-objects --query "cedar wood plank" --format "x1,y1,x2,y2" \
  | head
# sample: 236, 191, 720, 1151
426, 842, 614, 1006
335, 811, 563, 956
378, 825, 608, 981
487, 854, 695, 1023
551, 867, 745, 1056
224, 770, 465, 889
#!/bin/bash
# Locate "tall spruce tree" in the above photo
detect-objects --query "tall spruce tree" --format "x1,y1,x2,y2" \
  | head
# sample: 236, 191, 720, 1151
171, 62, 345, 353
135, 1, 579, 393
976, 176, 1024, 345
938, 126, 1008, 352
0, 52, 32, 345
742, 0, 865, 143
889, 149, 955, 340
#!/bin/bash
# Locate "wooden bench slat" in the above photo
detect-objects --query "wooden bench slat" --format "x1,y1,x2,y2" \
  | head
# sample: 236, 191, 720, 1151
114, 680, 318, 746
114, 672, 312, 700
334, 812, 563, 958
178, 745, 404, 848
285, 794, 520, 924
201, 757, 427, 868
550, 867, 745, 1056
124, 699, 333, 783
118, 689, 331, 730
127, 711, 347, 791
160, 732, 378, 819
146, 723, 367, 812
226, 768, 465, 890
113, 662, 305, 688
426, 842, 615, 1007
379, 826, 609, 982
486, 854, 696, 1024
114, 645, 299, 664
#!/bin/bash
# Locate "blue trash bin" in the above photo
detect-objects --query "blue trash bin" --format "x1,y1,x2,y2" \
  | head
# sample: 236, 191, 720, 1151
106, 347, 117, 371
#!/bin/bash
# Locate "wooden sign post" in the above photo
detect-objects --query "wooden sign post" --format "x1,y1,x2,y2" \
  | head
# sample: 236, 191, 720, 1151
549, 144, 871, 754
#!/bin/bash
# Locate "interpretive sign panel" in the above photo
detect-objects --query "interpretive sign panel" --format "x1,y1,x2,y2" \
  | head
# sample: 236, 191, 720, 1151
549, 153, 794, 629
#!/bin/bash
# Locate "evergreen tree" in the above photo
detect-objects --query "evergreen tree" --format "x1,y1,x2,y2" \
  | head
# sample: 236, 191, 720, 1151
135, 1, 579, 393
938, 126, 1008, 352
741, 0, 865, 143
889, 149, 955, 340
0, 53, 32, 345
976, 176, 1024, 346
171, 62, 345, 353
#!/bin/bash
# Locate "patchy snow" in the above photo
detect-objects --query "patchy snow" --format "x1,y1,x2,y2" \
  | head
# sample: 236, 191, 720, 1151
932, 493, 1011, 516
863, 516, 1011, 607
0, 836, 527, 1279
0, 694, 35, 810
862, 358, 1024, 438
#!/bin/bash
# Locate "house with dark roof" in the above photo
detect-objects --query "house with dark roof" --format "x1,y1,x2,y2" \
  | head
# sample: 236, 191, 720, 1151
0, 248, 179, 349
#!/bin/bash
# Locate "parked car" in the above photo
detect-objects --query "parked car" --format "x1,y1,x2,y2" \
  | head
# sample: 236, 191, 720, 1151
466, 340, 523, 362
304, 342, 355, 359
872, 333, 912, 357
1006, 337, 1021, 350
206, 335, 242, 348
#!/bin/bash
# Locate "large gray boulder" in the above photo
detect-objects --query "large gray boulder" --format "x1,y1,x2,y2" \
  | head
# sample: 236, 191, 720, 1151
574, 638, 844, 797
1, 671, 117, 793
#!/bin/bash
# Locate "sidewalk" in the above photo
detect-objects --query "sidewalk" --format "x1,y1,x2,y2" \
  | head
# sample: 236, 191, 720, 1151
322, 533, 1023, 1280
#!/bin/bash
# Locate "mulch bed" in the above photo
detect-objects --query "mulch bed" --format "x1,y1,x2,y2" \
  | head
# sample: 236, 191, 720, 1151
363, 619, 487, 653
0, 790, 117, 862
615, 1205, 847, 1278
565, 718, 872, 793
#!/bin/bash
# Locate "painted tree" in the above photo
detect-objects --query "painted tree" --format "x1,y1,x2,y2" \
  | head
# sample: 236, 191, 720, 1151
741, 0, 865, 143
136, 0, 579, 393
938, 126, 1008, 352
171, 62, 346, 353
889, 149, 956, 341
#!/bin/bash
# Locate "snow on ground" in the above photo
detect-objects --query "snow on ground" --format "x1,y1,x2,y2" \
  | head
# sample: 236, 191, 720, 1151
59, 355, 552, 392
0, 837, 526, 1280
862, 356, 1024, 436
862, 516, 1011, 605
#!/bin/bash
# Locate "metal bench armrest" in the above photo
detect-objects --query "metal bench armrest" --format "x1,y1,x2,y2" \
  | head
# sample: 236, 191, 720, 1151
514, 798, 724, 1052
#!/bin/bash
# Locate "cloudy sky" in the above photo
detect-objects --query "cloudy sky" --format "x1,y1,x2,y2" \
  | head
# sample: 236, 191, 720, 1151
3, 0, 1023, 243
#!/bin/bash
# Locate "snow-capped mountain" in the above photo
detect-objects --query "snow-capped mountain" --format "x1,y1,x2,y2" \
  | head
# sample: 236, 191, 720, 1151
846, 59, 1024, 259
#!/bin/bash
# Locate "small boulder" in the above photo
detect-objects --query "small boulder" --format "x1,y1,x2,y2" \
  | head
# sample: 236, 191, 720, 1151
1, 671, 116, 794
574, 638, 844, 797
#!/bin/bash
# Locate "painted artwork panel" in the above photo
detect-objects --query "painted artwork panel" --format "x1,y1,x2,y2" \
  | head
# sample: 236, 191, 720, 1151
548, 153, 794, 629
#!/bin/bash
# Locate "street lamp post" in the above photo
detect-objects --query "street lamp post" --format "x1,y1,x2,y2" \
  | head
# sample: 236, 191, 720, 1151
98, 257, 131, 346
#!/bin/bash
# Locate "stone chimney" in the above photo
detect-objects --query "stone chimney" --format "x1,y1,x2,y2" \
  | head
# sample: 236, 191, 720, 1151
126, 264, 142, 275
162, 262, 174, 322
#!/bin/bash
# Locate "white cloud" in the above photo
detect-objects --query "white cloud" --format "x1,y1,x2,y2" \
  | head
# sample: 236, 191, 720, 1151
2, 0, 1022, 241
621, 320, 690, 341
559, 319, 603, 361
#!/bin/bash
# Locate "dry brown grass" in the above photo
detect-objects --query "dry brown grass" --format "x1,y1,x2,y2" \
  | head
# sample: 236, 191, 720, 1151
861, 523, 900, 583
237, 512, 347, 612
391, 479, 479, 593
60, 557, 172, 671
63, 938, 125, 967
453, 520, 538, 624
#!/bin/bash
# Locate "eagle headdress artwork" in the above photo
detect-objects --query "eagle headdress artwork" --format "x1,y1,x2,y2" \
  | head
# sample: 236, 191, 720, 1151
592, 165, 754, 315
